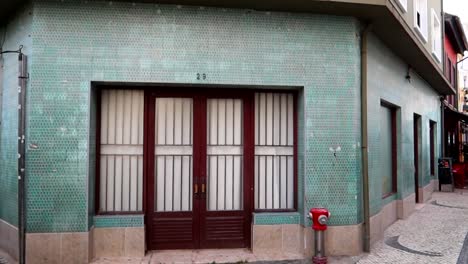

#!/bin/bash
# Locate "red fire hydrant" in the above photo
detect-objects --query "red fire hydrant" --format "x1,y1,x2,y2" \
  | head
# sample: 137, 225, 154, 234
309, 208, 331, 264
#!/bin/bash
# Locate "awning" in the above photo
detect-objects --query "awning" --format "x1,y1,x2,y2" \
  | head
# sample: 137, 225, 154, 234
444, 105, 468, 123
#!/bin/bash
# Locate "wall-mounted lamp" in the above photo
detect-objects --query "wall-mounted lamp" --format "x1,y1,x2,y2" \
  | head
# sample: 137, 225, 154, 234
405, 66, 412, 83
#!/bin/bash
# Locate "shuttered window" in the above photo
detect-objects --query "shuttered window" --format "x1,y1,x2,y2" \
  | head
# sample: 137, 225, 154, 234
254, 93, 295, 210
97, 90, 298, 214
98, 89, 144, 213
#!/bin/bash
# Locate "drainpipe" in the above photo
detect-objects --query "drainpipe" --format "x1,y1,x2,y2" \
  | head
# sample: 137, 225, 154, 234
441, 98, 445, 157
18, 52, 27, 264
361, 23, 372, 253
440, 7, 446, 158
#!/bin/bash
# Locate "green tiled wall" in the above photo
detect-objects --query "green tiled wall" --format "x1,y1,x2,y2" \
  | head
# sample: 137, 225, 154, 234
367, 33, 440, 215
24, 0, 362, 232
87, 87, 97, 229
253, 212, 300, 225
93, 215, 143, 228
0, 7, 33, 227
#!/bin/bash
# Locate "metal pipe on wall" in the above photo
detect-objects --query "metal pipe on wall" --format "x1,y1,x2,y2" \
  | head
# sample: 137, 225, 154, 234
361, 23, 372, 253
18, 52, 27, 264
440, 0, 446, 158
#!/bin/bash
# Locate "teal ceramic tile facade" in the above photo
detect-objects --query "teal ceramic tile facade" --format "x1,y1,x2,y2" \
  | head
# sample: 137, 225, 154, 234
93, 215, 143, 228
88, 88, 97, 229
253, 212, 300, 225
22, 0, 362, 232
367, 33, 440, 215
0, 7, 33, 227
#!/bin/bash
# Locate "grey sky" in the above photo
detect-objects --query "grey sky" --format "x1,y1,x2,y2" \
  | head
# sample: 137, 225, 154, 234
444, 0, 468, 26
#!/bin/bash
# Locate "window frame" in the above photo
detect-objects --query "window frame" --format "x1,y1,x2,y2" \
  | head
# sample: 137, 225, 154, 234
381, 101, 398, 198
94, 88, 299, 215
395, 0, 408, 13
431, 9, 442, 63
95, 88, 146, 215
413, 0, 428, 43
253, 91, 298, 213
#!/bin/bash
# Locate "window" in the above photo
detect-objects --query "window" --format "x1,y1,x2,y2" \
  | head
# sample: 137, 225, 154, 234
452, 64, 457, 87
429, 121, 436, 176
254, 93, 296, 210
396, 0, 408, 13
431, 9, 442, 63
97, 89, 144, 213
380, 102, 397, 197
96, 89, 298, 215
414, 0, 428, 42
446, 57, 457, 90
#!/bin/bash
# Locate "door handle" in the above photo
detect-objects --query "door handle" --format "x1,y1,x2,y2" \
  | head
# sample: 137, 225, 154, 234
194, 183, 198, 194
202, 183, 206, 193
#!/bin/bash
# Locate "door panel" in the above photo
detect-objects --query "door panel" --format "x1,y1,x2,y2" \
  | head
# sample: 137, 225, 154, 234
147, 92, 252, 250
414, 114, 420, 203
148, 97, 196, 249
200, 98, 249, 248
206, 99, 243, 211
154, 98, 193, 212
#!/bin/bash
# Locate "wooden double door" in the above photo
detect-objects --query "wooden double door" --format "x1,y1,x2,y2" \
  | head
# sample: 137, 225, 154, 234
145, 90, 253, 250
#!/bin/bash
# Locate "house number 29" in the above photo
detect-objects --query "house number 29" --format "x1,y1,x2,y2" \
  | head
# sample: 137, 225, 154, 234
197, 73, 207, 80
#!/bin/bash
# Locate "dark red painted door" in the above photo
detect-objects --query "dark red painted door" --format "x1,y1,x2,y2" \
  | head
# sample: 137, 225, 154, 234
414, 114, 420, 203
146, 91, 252, 250
198, 94, 253, 248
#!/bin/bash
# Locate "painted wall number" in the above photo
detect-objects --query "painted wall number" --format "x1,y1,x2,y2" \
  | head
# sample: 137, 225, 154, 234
197, 73, 207, 80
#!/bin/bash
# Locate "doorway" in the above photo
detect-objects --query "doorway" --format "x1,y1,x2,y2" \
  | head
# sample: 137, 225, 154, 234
96, 87, 298, 251
413, 114, 421, 203
145, 90, 253, 250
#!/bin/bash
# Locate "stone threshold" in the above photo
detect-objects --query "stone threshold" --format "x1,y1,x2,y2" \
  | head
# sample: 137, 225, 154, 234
92, 248, 305, 264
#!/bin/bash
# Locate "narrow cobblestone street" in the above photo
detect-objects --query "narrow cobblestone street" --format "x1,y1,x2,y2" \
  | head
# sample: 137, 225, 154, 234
352, 189, 468, 264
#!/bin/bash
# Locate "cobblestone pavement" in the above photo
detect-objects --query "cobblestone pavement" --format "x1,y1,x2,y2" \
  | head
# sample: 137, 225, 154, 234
354, 189, 468, 264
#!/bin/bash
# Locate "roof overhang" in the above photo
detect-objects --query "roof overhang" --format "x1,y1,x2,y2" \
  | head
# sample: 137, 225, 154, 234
444, 13, 468, 55
1, 0, 454, 95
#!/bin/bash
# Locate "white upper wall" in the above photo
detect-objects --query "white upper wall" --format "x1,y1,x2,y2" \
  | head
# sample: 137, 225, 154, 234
392, 0, 443, 68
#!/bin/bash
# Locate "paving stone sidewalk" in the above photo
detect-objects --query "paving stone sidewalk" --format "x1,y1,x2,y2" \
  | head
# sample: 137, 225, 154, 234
351, 189, 468, 264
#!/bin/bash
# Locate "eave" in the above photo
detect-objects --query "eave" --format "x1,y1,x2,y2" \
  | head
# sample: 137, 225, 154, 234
1, 0, 454, 95
445, 13, 468, 55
